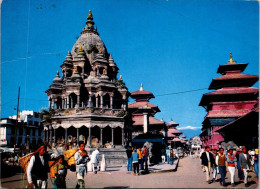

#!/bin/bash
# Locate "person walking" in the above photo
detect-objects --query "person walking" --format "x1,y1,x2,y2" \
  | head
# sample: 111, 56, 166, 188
126, 146, 133, 172
215, 148, 227, 187
27, 144, 50, 189
253, 149, 259, 181
53, 155, 67, 189
169, 149, 175, 165
226, 149, 237, 187
142, 146, 149, 172
236, 148, 245, 182
166, 148, 171, 164
212, 149, 218, 183
74, 142, 90, 189
239, 147, 251, 187
90, 148, 99, 174
200, 146, 216, 184
132, 149, 139, 176
137, 147, 143, 170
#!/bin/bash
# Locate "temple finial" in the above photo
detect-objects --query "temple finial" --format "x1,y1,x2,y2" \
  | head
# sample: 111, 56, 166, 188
228, 52, 236, 64
79, 46, 83, 52
56, 71, 59, 76
74, 67, 78, 74
140, 83, 143, 91
87, 10, 93, 20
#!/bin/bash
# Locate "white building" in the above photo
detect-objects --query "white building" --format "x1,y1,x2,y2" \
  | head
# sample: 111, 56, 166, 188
0, 110, 43, 147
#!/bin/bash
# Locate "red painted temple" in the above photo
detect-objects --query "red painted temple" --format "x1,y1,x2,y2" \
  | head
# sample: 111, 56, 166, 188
199, 53, 259, 149
128, 84, 165, 139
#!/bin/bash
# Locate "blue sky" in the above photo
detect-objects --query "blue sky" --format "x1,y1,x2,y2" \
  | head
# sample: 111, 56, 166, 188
1, 0, 259, 139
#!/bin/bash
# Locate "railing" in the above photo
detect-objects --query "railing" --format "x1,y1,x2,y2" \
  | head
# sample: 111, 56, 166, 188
53, 108, 125, 117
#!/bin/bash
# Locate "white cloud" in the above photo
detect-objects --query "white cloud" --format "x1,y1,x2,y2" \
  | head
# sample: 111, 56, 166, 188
178, 126, 201, 130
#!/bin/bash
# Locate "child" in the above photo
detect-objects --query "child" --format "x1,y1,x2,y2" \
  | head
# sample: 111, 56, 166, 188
53, 155, 67, 189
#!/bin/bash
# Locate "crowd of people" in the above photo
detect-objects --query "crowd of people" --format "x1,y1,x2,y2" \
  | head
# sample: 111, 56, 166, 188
126, 146, 149, 175
199, 146, 259, 187
26, 142, 97, 189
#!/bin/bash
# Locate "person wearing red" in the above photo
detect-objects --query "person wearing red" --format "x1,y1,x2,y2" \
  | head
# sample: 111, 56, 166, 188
226, 149, 237, 187
142, 146, 149, 172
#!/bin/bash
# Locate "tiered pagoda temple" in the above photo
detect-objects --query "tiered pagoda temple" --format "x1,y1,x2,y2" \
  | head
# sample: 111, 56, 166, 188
128, 84, 165, 139
165, 120, 182, 147
44, 11, 130, 166
199, 53, 259, 149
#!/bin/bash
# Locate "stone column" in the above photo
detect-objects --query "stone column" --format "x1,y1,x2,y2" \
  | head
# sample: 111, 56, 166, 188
100, 128, 103, 147
122, 128, 125, 146
65, 128, 68, 143
77, 128, 79, 146
111, 128, 114, 148
143, 113, 148, 133
96, 96, 98, 108
67, 96, 69, 109
52, 99, 55, 109
77, 95, 80, 108
49, 100, 51, 110
110, 96, 113, 109
101, 95, 104, 109
88, 97, 92, 108
88, 127, 91, 148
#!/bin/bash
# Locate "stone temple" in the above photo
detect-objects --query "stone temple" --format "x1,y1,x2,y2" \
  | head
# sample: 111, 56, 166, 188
43, 10, 131, 166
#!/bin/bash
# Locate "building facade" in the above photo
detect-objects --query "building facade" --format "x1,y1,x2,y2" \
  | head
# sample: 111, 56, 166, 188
199, 53, 259, 149
0, 111, 43, 147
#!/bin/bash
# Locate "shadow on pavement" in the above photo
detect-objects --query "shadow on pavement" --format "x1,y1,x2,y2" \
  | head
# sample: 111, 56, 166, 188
103, 186, 129, 189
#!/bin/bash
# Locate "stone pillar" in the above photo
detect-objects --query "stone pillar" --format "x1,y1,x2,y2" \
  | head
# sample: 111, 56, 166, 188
110, 96, 113, 109
88, 127, 91, 148
65, 128, 68, 143
101, 95, 104, 109
67, 96, 69, 109
77, 95, 80, 108
77, 128, 79, 146
100, 128, 103, 147
49, 100, 51, 110
96, 96, 98, 108
52, 99, 55, 109
88, 97, 92, 108
143, 113, 148, 133
111, 128, 114, 148
122, 128, 124, 146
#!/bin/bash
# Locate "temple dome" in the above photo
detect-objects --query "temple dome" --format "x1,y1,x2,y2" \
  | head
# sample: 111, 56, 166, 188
71, 11, 108, 61
71, 33, 108, 59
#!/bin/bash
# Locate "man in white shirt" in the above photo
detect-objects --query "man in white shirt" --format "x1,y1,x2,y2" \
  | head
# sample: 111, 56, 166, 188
27, 145, 49, 188
239, 147, 251, 187
200, 146, 216, 184
74, 142, 90, 188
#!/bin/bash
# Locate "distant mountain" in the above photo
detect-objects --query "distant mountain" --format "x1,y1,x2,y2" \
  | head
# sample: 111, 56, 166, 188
179, 129, 201, 140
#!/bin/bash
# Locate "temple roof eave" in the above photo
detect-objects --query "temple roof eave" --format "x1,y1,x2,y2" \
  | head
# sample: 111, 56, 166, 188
217, 63, 249, 74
